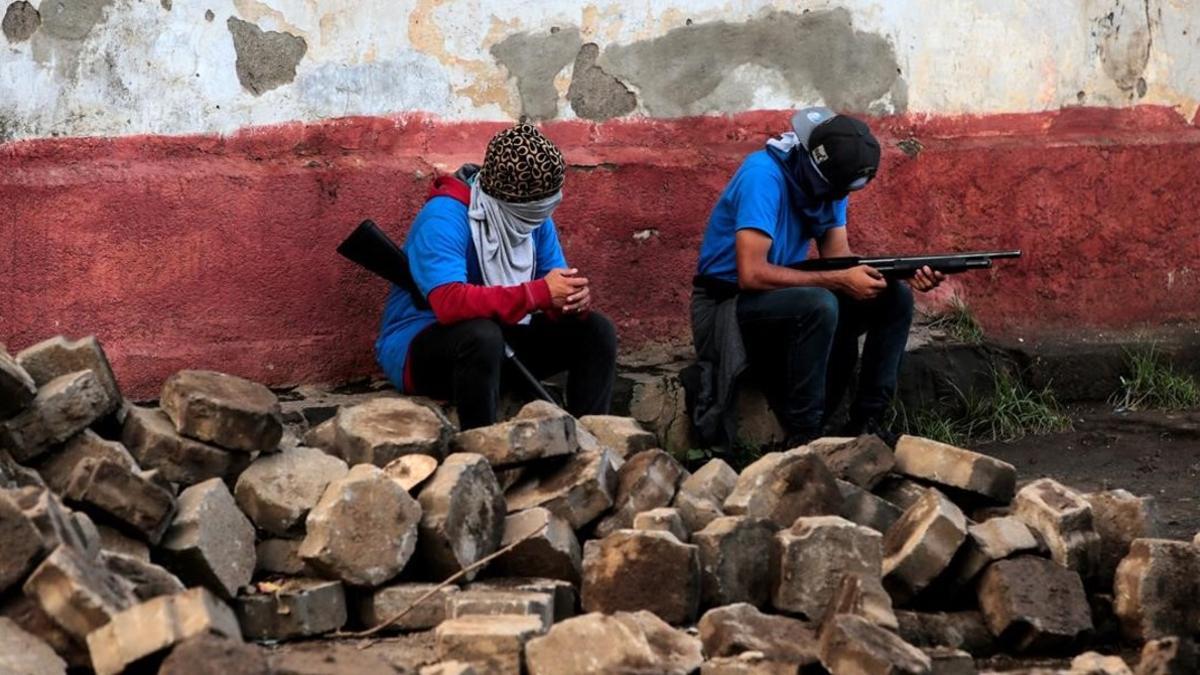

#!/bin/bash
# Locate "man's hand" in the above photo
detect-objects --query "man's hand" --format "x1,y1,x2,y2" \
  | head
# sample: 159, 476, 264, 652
837, 265, 887, 301
909, 265, 945, 293
545, 268, 589, 312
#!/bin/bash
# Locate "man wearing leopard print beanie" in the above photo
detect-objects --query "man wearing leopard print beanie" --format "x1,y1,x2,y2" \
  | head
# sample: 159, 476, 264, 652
375, 123, 617, 429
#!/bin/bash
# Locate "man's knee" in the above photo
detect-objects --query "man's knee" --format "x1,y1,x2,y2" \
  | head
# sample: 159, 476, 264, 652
454, 319, 506, 369
883, 281, 914, 323
580, 312, 618, 360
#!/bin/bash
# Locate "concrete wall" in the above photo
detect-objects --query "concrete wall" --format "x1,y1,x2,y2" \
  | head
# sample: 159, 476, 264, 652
3, 0, 1199, 397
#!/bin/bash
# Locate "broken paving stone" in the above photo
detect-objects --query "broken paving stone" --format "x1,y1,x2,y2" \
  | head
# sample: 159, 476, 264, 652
582, 529, 700, 625
1113, 538, 1200, 642
693, 515, 775, 609
468, 577, 577, 624
1086, 489, 1155, 588
819, 613, 932, 675
16, 336, 121, 412
93, 522, 148, 560
893, 435, 1017, 503
808, 435, 895, 489
0, 448, 45, 489
1013, 478, 1101, 577
160, 370, 283, 453
335, 397, 451, 466
924, 647, 975, 675
1, 370, 112, 462
840, 478, 905, 534
236, 578, 347, 640
820, 572, 899, 632
896, 610, 995, 654
255, 538, 308, 576
525, 610, 703, 675
489, 506, 581, 584
121, 405, 248, 486
1135, 636, 1198, 675
160, 478, 255, 598
300, 463, 422, 587
85, 587, 241, 675
772, 515, 885, 620
633, 506, 689, 542
950, 516, 1041, 587
505, 449, 619, 529
12, 486, 91, 559
1070, 652, 1132, 675
0, 488, 47, 594
157, 633, 270, 675
698, 602, 820, 666
595, 449, 686, 537
61, 457, 176, 544
384, 453, 439, 492
435, 614, 544, 675
36, 429, 137, 494
578, 414, 656, 459
883, 488, 968, 604
359, 582, 459, 632
447, 590, 554, 631
0, 616, 67, 675
453, 400, 577, 467
22, 544, 136, 642
417, 453, 505, 581
234, 445, 348, 536
0, 348, 37, 421
303, 417, 336, 453
0, 593, 89, 670
700, 653, 800, 674
723, 449, 842, 529
101, 551, 184, 601
673, 457, 737, 534
875, 475, 930, 510
976, 556, 1093, 653
421, 662, 478, 675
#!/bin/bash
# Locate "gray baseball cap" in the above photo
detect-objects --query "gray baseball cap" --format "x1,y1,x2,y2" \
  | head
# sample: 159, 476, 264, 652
789, 106, 879, 192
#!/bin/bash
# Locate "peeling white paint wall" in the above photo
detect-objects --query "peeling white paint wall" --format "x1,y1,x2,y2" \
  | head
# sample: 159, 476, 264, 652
1, 0, 1197, 140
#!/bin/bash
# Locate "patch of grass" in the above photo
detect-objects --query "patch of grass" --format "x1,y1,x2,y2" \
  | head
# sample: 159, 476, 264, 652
923, 296, 985, 345
1111, 346, 1200, 411
889, 369, 1071, 444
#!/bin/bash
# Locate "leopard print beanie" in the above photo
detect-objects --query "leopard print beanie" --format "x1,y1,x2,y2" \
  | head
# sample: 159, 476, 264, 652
479, 124, 566, 203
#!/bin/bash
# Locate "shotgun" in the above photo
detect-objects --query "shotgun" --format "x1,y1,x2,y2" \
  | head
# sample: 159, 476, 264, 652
792, 250, 1021, 279
336, 220, 561, 406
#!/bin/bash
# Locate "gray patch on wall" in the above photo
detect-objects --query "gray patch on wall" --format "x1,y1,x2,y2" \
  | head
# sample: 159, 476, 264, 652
568, 43, 637, 121
2, 1, 40, 42
227, 16, 307, 96
491, 26, 582, 121
39, 0, 113, 40
1091, 0, 1153, 95
598, 8, 905, 116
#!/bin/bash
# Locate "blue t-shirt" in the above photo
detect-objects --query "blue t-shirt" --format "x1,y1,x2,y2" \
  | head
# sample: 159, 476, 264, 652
696, 149, 848, 282
375, 195, 568, 390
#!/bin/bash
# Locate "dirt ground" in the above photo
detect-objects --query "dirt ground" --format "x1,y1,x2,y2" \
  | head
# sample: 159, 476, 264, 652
978, 405, 1200, 540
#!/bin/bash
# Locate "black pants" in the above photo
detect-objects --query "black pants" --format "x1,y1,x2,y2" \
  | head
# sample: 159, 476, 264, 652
737, 282, 914, 441
408, 312, 618, 430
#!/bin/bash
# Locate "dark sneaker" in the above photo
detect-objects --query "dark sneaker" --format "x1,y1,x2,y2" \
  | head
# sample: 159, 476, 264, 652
842, 416, 900, 447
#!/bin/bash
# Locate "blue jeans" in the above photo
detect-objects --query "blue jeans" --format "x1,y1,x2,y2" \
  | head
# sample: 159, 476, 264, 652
736, 282, 913, 441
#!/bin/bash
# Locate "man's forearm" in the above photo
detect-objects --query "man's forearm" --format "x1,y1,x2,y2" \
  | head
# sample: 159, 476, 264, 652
738, 263, 844, 292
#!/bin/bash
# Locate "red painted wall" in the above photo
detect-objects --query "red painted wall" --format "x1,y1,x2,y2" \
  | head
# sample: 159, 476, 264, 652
3, 107, 1199, 398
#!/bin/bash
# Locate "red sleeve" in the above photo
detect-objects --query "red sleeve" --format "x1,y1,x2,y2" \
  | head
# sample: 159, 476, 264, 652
427, 280, 554, 325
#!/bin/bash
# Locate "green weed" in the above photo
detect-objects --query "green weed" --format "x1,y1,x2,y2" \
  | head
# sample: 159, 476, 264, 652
923, 296, 985, 345
1111, 347, 1200, 411
889, 369, 1071, 444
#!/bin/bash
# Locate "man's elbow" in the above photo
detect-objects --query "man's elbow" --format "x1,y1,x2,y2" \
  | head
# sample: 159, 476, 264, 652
736, 269, 768, 291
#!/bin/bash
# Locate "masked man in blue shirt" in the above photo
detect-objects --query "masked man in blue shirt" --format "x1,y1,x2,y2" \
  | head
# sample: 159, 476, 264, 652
690, 107, 943, 448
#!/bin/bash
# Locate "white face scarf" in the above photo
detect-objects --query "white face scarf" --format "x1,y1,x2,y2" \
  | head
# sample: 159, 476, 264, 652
467, 179, 562, 290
